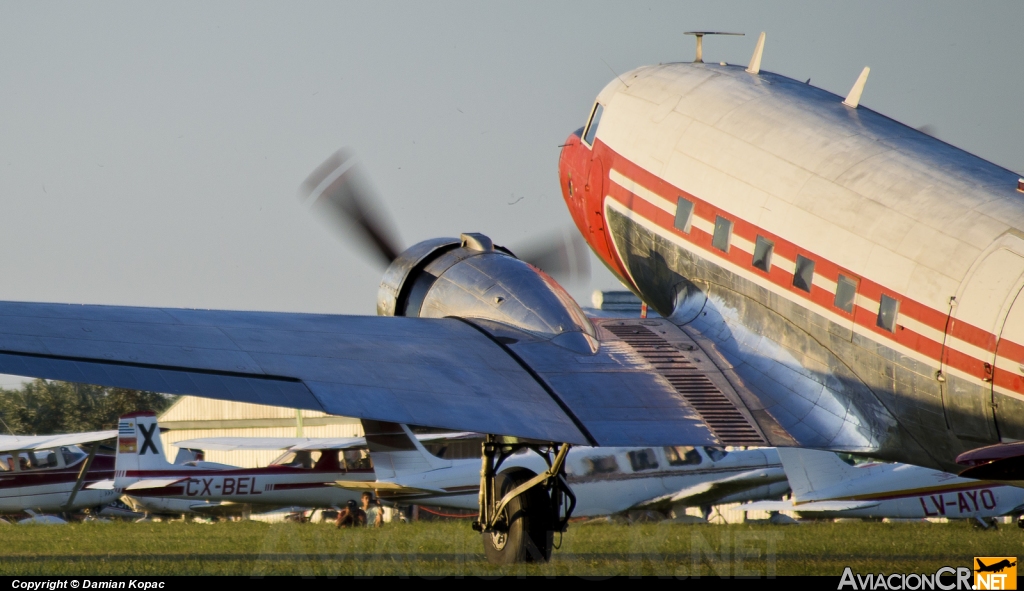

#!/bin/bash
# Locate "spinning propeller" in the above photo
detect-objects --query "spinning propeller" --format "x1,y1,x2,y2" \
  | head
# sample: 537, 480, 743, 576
298, 149, 590, 285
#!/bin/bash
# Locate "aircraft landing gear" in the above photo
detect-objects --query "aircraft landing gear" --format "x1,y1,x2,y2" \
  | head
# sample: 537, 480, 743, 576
473, 436, 576, 564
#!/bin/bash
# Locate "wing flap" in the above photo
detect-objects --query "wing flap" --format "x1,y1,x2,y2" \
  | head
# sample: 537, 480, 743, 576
126, 478, 190, 491
741, 500, 880, 512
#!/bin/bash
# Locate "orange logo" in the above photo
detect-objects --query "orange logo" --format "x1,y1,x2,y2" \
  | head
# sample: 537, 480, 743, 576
975, 557, 1017, 590
118, 437, 137, 454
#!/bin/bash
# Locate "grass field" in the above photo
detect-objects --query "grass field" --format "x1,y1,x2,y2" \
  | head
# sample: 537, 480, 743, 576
1, 520, 1020, 576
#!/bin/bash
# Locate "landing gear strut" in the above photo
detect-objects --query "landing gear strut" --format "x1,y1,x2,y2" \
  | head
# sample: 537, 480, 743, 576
473, 436, 576, 564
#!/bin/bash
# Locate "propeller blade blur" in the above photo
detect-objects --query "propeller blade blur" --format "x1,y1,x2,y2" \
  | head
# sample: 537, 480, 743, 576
298, 149, 403, 266
514, 228, 592, 285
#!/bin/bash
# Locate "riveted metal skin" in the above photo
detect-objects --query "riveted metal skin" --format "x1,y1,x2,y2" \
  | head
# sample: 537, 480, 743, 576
379, 234, 598, 352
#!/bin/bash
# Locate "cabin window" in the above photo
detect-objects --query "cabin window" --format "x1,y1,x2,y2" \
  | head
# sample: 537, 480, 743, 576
273, 450, 321, 469
703, 447, 729, 462
583, 103, 604, 146
752, 236, 773, 272
835, 274, 858, 313
674, 197, 694, 233
582, 455, 619, 475
793, 255, 815, 292
712, 216, 733, 252
664, 445, 702, 466
627, 448, 660, 471
342, 449, 373, 471
877, 294, 900, 332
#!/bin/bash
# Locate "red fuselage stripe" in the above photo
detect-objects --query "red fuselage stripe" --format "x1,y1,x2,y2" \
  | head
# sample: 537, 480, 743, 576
593, 140, 1018, 388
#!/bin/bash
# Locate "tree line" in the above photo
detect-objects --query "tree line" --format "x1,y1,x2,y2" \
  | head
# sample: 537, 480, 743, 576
0, 379, 175, 435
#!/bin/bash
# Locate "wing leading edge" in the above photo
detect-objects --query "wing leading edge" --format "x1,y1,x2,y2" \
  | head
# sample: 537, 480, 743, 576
0, 301, 748, 447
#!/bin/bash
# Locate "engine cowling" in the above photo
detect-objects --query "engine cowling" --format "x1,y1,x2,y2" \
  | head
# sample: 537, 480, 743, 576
377, 233, 598, 354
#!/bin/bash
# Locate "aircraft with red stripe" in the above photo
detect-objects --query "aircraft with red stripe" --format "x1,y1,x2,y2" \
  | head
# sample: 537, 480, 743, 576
558, 32, 1024, 475
0, 31, 1022, 561
0, 430, 118, 515
100, 412, 370, 515
742, 448, 1024, 526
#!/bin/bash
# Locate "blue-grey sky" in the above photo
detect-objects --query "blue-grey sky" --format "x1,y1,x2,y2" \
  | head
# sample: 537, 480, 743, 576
0, 2, 1021, 386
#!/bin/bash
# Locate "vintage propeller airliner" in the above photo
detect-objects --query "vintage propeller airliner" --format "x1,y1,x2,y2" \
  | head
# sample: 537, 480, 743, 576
0, 32, 1021, 561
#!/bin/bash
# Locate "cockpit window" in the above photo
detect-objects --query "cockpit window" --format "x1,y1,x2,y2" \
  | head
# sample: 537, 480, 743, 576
628, 449, 659, 471
272, 450, 321, 469
664, 445, 702, 466
583, 103, 604, 146
703, 447, 729, 462
342, 449, 373, 471
27, 450, 58, 470
582, 455, 619, 475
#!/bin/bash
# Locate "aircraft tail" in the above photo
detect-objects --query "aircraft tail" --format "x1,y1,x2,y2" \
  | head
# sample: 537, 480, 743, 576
361, 420, 447, 480
776, 447, 862, 501
114, 411, 174, 488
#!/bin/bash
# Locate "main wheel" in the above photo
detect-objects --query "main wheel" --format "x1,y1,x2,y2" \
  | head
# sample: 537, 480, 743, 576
482, 468, 553, 564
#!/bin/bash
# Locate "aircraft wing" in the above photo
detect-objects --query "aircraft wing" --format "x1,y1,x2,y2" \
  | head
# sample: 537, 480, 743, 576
0, 302, 773, 447
741, 500, 880, 512
174, 436, 368, 451
0, 431, 117, 452
333, 480, 443, 496
639, 467, 788, 510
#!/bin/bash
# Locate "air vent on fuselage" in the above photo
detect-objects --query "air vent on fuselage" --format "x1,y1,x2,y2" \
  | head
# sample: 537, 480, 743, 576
602, 323, 766, 447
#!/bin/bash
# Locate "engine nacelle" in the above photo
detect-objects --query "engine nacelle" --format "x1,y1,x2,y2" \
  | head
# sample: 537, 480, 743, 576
377, 233, 598, 354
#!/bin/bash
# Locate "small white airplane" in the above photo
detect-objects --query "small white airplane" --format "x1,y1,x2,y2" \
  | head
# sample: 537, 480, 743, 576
741, 448, 1024, 526
336, 421, 789, 519
0, 430, 119, 515
97, 411, 372, 516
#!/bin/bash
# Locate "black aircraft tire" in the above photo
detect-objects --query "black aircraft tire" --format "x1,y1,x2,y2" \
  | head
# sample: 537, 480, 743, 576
481, 468, 553, 564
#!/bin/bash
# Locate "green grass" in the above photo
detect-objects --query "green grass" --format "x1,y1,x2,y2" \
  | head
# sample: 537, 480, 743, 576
1, 520, 1020, 576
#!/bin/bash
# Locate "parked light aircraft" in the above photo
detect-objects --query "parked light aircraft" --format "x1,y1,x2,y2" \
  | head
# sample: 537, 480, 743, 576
0, 32, 1021, 561
98, 412, 370, 514
0, 431, 118, 514
334, 421, 787, 519
742, 448, 1024, 525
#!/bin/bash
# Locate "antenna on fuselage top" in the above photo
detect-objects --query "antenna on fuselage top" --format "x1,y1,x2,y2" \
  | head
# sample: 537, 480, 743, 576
684, 31, 744, 63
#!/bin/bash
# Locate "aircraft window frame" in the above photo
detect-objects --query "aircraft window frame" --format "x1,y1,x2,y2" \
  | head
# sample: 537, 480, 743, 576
582, 103, 604, 147
664, 445, 702, 466
342, 449, 374, 471
703, 447, 729, 462
835, 274, 858, 314
581, 455, 619, 476
712, 216, 733, 253
272, 450, 321, 469
627, 448, 660, 472
674, 197, 694, 234
752, 235, 774, 272
793, 255, 815, 292
877, 294, 900, 332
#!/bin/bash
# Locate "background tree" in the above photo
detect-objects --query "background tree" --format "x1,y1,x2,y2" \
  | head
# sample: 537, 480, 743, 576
0, 380, 174, 435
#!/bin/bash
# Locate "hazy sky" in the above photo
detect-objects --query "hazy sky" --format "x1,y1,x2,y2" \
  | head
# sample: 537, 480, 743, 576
0, 2, 1021, 387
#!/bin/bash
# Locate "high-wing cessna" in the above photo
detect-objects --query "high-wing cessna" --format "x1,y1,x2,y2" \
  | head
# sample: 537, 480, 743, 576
0, 430, 118, 515
0, 31, 1021, 561
742, 448, 1024, 527
336, 421, 787, 519
101, 412, 370, 513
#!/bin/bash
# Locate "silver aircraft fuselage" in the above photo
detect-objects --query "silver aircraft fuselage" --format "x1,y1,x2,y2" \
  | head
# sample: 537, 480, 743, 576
559, 61, 1024, 471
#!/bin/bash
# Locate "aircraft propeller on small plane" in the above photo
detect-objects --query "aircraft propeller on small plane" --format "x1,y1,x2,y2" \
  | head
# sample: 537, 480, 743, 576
298, 149, 590, 284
